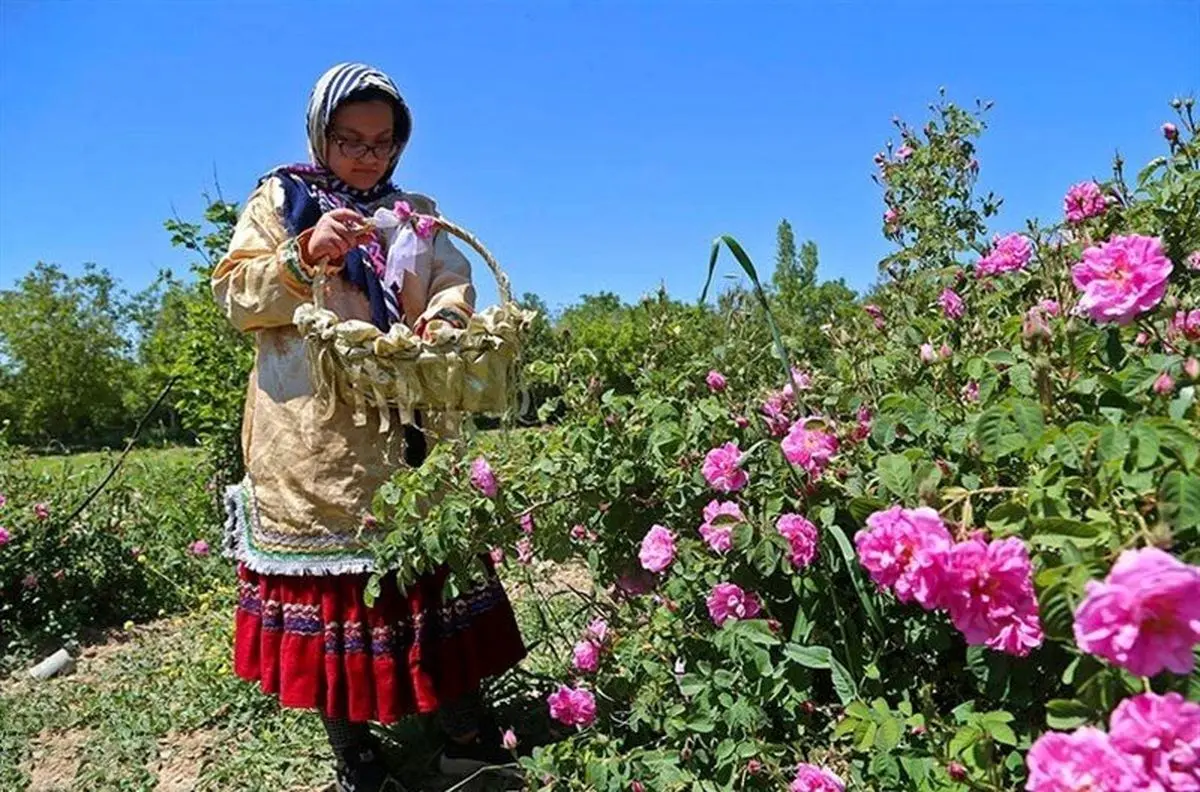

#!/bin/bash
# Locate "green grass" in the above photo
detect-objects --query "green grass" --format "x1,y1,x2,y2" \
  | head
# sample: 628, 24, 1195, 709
0, 566, 578, 791
22, 445, 203, 482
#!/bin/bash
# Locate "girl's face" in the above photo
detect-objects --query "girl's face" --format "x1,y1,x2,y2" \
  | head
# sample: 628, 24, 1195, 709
325, 99, 397, 190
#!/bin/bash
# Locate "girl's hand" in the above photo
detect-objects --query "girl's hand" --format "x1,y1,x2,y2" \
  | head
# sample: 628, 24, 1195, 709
305, 208, 373, 265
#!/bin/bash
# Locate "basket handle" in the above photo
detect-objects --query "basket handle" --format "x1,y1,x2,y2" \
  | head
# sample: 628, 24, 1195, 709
308, 216, 513, 312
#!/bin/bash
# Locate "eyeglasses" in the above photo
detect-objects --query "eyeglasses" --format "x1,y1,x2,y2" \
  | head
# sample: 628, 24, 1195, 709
329, 133, 399, 161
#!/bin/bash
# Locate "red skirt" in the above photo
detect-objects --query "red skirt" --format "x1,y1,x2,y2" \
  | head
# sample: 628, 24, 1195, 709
233, 559, 527, 724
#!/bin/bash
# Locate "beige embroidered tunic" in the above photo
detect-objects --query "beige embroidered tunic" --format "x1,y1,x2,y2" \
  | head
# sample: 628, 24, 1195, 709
213, 176, 474, 575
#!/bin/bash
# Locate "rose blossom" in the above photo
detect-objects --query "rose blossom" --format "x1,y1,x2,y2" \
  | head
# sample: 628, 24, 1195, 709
855, 506, 952, 609
939, 288, 965, 320
1071, 234, 1173, 325
1073, 547, 1200, 677
1025, 727, 1153, 792
470, 457, 498, 497
638, 525, 677, 573
706, 582, 761, 626
942, 536, 1044, 656
572, 640, 600, 673
33, 502, 49, 521
920, 342, 936, 363
789, 763, 845, 792
501, 728, 518, 752
547, 685, 596, 727
1109, 692, 1200, 790
777, 514, 818, 569
1153, 372, 1176, 396
976, 232, 1033, 277
585, 618, 608, 644
1064, 181, 1108, 223
962, 380, 980, 403
0, 526, 10, 547
1163, 122, 1179, 141
188, 539, 210, 557
698, 500, 744, 554
701, 442, 748, 492
781, 422, 838, 478
706, 370, 727, 392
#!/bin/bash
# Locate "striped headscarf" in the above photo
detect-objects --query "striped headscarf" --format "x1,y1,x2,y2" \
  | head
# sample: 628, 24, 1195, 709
305, 62, 413, 186
267, 63, 414, 330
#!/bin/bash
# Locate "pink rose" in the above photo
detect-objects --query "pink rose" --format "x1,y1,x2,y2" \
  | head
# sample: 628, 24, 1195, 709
706, 370, 728, 392
1110, 692, 1200, 790
760, 393, 794, 437
939, 343, 952, 360
638, 525, 677, 573
1039, 299, 1061, 316
947, 762, 968, 782
470, 457, 498, 498
0, 526, 10, 546
1169, 309, 1200, 341
942, 536, 1044, 656
1186, 357, 1199, 379
547, 685, 597, 727
1153, 372, 1176, 396
516, 537, 534, 566
0, 493, 6, 508
789, 763, 845, 792
501, 728, 519, 752
702, 443, 749, 492
895, 145, 913, 162
22, 573, 38, 590
734, 415, 750, 429
777, 514, 818, 570
1024, 303, 1054, 341
706, 582, 761, 626
1025, 728, 1153, 792
1064, 181, 1108, 224
520, 512, 535, 535
1189, 251, 1200, 271
884, 207, 900, 226
919, 343, 936, 363
33, 502, 49, 521
781, 422, 838, 478
939, 288, 965, 320
1071, 234, 1173, 325
962, 380, 980, 403
976, 232, 1033, 277
699, 500, 743, 554
188, 539, 210, 557
1163, 122, 1179, 141
855, 506, 952, 610
572, 640, 600, 673
1073, 547, 1200, 677
414, 214, 437, 240
585, 618, 609, 644
489, 546, 505, 565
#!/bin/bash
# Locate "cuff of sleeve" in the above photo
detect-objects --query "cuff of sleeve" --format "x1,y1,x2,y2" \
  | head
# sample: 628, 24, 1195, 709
277, 233, 314, 298
420, 304, 473, 331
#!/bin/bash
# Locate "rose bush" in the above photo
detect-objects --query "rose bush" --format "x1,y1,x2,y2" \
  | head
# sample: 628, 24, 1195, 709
372, 94, 1199, 790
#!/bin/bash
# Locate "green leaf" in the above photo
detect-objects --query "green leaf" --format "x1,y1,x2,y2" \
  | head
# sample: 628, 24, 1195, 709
949, 725, 983, 758
986, 501, 1028, 536
1131, 423, 1162, 469
1030, 517, 1106, 549
875, 716, 903, 752
826, 523, 887, 639
830, 657, 858, 705
877, 454, 914, 499
1160, 472, 1200, 536
1012, 400, 1045, 443
1046, 698, 1093, 730
848, 496, 887, 523
1098, 425, 1130, 464
784, 644, 831, 669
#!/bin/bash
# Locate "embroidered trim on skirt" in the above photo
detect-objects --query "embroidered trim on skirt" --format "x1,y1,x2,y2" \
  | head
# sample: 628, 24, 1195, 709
233, 559, 527, 724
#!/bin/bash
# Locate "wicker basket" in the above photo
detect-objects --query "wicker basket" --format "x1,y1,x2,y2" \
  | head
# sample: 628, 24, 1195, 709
292, 214, 536, 434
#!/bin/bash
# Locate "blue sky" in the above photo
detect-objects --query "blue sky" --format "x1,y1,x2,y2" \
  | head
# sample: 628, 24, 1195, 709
1, 1, 1196, 314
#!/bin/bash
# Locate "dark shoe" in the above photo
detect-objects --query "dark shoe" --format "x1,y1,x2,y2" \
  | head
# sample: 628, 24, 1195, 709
436, 730, 522, 779
335, 745, 410, 792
